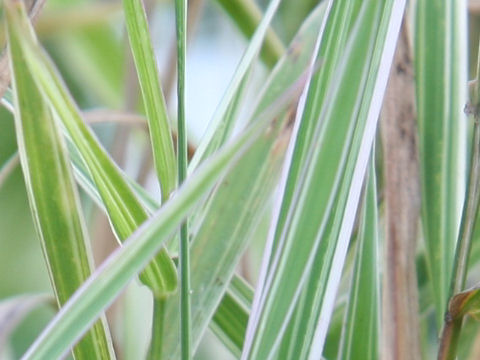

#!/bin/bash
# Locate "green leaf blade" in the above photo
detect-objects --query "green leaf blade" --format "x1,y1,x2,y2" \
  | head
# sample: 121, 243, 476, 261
339, 160, 380, 360
242, 1, 405, 358
415, 0, 468, 324
21, 98, 273, 360
189, 0, 283, 172
159, 6, 329, 357
7, 3, 177, 297
210, 276, 253, 357
0, 90, 257, 355
5, 1, 115, 358
123, 0, 176, 201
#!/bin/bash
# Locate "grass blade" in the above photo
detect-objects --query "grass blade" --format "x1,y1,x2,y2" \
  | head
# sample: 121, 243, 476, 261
163, 112, 290, 358
301, 2, 406, 356
5, 1, 115, 357
189, 0, 284, 172
159, 6, 327, 357
1, 5, 319, 353
210, 276, 253, 356
21, 95, 274, 360
7, 2, 177, 297
415, 0, 468, 325
264, 0, 357, 299
242, 1, 406, 358
0, 90, 255, 357
274, 3, 361, 356
339, 158, 380, 360
123, 0, 176, 201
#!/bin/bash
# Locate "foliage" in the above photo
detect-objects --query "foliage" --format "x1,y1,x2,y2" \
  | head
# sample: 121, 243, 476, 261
0, 0, 479, 359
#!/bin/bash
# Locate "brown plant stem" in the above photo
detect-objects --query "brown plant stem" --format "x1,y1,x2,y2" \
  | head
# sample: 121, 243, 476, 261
380, 21, 422, 360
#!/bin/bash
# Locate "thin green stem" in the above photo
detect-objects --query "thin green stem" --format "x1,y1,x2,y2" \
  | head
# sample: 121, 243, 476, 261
175, 0, 191, 359
147, 298, 166, 360
440, 39, 480, 360
449, 36, 480, 301
449, 122, 480, 298
179, 222, 190, 360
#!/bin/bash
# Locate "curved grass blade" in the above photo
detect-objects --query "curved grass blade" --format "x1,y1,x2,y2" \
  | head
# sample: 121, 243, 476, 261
21, 97, 274, 360
163, 112, 291, 359
6, 2, 177, 297
1, 5, 322, 351
275, 2, 362, 356
123, 0, 176, 201
5, 12, 322, 354
5, 1, 115, 357
0, 90, 252, 355
3, 8, 328, 347
295, 2, 406, 357
339, 158, 380, 360
242, 1, 406, 358
299, 2, 406, 356
415, 0, 468, 325
264, 0, 358, 301
214, 0, 284, 68
69, 126, 255, 357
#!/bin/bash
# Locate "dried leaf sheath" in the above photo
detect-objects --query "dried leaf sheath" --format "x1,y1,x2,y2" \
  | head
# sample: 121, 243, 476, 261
380, 22, 421, 360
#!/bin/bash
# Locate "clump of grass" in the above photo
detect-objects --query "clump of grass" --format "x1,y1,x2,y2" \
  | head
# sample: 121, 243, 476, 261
1, 0, 480, 359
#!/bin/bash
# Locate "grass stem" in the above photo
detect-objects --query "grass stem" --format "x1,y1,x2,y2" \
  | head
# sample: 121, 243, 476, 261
440, 39, 480, 360
147, 298, 166, 360
449, 121, 480, 298
175, 0, 191, 358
